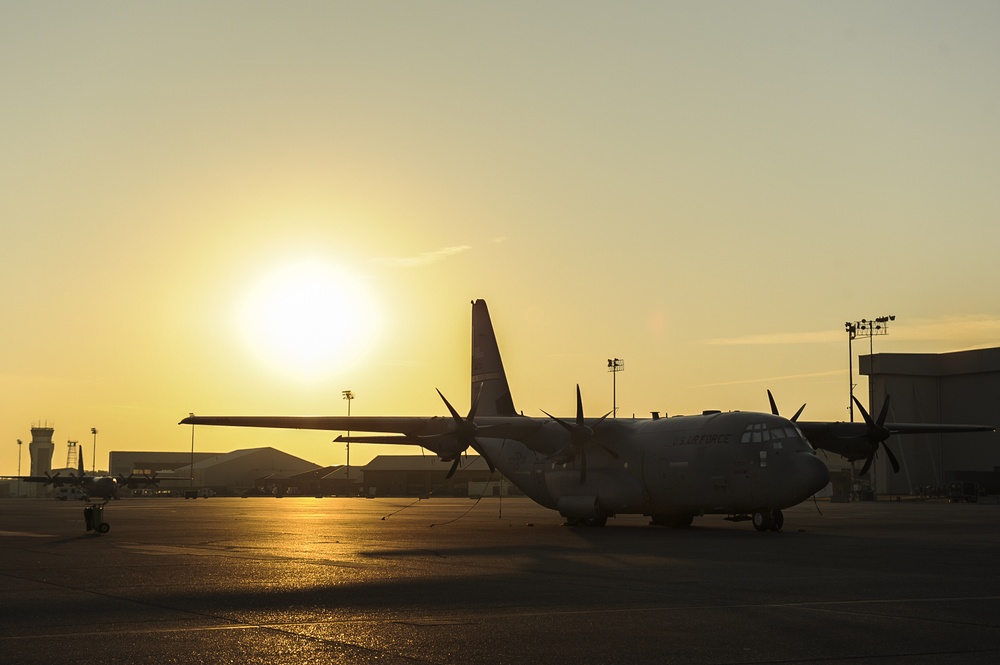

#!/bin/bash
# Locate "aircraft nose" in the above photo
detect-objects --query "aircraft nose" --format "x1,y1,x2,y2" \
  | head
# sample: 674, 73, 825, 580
799, 452, 830, 496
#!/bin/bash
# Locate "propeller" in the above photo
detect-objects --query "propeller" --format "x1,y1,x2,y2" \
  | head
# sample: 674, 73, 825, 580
541, 385, 617, 484
116, 472, 151, 489
429, 385, 496, 479
116, 472, 137, 487
43, 471, 62, 486
852, 395, 900, 476
767, 389, 806, 422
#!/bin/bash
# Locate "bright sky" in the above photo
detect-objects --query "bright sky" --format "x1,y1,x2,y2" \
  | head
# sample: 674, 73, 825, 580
4, 2, 1000, 474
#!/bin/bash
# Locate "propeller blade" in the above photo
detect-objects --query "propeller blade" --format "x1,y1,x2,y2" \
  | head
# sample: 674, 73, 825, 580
437, 388, 463, 423
883, 443, 901, 473
767, 389, 805, 422
468, 440, 496, 473
852, 396, 876, 430
851, 395, 900, 476
876, 394, 891, 427
540, 409, 576, 436
859, 452, 875, 477
550, 444, 575, 464
593, 410, 614, 429
445, 456, 461, 480
543, 385, 617, 484
597, 442, 619, 460
435, 385, 495, 474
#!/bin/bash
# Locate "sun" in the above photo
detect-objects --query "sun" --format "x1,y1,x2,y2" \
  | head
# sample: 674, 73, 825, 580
238, 259, 379, 379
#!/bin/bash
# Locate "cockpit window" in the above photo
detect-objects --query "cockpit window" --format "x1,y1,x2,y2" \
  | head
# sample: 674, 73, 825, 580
740, 422, 801, 444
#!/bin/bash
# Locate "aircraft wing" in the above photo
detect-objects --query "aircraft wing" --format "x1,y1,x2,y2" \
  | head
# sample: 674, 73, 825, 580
184, 414, 534, 432
183, 415, 443, 434
180, 414, 544, 444
0, 474, 86, 486
799, 421, 995, 462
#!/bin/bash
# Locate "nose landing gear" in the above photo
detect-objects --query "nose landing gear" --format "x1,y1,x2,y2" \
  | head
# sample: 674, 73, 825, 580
751, 508, 783, 532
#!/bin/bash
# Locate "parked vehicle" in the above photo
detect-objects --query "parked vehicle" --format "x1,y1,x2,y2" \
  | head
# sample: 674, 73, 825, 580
947, 481, 980, 503
55, 486, 87, 501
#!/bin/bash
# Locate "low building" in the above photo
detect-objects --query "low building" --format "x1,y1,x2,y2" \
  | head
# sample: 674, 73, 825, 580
111, 447, 321, 496
177, 447, 321, 495
360, 454, 516, 498
110, 451, 218, 479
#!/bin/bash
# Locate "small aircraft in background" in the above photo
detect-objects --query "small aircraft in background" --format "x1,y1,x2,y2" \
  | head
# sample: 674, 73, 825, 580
2, 447, 165, 533
182, 300, 993, 531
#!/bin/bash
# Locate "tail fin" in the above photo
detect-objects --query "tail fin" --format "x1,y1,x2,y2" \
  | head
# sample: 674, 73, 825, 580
471, 299, 517, 416
78, 446, 85, 476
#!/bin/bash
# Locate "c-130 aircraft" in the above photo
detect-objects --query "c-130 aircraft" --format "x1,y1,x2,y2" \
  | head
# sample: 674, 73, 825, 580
182, 300, 991, 531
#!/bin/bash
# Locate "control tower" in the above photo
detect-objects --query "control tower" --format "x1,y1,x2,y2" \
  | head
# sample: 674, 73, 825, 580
28, 426, 55, 498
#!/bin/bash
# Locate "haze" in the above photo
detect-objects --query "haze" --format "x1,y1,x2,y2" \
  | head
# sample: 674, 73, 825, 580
3, 2, 999, 472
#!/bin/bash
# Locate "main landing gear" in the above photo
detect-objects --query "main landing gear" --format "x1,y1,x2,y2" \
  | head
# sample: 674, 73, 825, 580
83, 502, 110, 534
726, 508, 784, 532
564, 515, 608, 527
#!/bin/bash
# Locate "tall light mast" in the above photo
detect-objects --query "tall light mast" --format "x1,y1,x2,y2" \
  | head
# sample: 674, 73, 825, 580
607, 358, 624, 418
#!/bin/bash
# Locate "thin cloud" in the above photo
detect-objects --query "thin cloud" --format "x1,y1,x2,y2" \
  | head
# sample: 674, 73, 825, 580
703, 331, 840, 346
695, 369, 843, 388
373, 245, 472, 268
703, 316, 1000, 347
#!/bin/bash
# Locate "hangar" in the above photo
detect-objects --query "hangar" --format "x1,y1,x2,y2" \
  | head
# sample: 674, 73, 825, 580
110, 447, 320, 496
861, 347, 1000, 495
361, 455, 512, 498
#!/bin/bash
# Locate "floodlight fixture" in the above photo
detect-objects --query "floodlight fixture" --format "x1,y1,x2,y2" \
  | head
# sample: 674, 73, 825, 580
607, 358, 624, 418
342, 390, 355, 488
845, 315, 896, 422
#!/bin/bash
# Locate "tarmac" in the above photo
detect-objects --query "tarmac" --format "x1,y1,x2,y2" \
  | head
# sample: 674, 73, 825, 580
1, 495, 999, 665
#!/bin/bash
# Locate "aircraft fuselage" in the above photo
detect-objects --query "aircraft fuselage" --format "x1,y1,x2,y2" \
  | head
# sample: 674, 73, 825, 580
477, 411, 829, 523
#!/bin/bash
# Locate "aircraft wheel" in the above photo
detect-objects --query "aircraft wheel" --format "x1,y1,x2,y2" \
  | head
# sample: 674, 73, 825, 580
98, 522, 110, 534
585, 515, 608, 527
673, 514, 694, 528
752, 509, 773, 532
768, 510, 784, 532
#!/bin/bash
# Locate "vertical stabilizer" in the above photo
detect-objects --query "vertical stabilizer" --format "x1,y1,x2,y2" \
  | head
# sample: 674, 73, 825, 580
471, 300, 517, 416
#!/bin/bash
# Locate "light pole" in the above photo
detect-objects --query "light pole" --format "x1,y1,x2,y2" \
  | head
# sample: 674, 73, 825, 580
17, 439, 22, 498
607, 358, 624, 418
845, 315, 895, 497
189, 413, 196, 487
845, 322, 857, 422
845, 316, 895, 419
91, 428, 98, 473
342, 390, 354, 494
